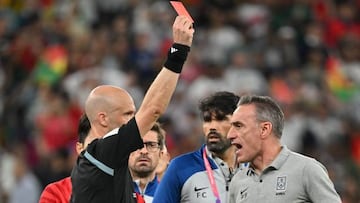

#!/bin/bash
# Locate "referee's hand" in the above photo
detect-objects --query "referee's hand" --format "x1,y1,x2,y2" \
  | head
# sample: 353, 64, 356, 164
172, 16, 195, 47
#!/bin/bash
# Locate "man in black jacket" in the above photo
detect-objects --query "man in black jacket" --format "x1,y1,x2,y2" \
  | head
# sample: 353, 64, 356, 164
70, 15, 194, 203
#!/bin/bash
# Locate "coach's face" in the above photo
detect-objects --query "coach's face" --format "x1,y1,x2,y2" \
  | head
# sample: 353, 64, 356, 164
129, 130, 161, 178
228, 104, 262, 163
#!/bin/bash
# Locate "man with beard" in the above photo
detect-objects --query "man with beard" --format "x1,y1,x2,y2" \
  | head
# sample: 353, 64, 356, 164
129, 122, 166, 203
153, 91, 240, 203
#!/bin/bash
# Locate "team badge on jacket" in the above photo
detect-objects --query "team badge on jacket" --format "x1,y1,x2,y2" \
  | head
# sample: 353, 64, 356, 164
276, 176, 287, 195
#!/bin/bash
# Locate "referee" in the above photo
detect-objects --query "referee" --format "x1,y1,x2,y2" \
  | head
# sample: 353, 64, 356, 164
70, 16, 194, 203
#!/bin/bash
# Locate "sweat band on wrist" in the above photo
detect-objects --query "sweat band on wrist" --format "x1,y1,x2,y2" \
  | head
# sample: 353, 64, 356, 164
164, 43, 190, 73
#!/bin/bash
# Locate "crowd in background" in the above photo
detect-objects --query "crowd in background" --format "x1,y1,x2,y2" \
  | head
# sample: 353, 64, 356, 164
0, 0, 359, 202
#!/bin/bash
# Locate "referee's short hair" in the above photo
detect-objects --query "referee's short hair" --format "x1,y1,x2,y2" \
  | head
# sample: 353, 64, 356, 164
78, 114, 91, 144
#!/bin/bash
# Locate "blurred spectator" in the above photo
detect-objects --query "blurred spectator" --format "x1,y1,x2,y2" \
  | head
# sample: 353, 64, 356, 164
7, 144, 41, 203
224, 46, 268, 95
323, 2, 360, 48
0, 148, 16, 203
33, 84, 80, 157
186, 60, 229, 104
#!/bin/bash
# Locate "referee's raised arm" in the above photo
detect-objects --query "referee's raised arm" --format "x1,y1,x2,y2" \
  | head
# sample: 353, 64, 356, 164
71, 15, 195, 203
135, 15, 194, 137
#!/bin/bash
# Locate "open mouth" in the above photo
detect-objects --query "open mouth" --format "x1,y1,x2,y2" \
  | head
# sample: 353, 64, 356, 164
232, 143, 242, 150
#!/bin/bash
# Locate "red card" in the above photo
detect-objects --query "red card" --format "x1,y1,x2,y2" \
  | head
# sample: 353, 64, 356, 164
170, 1, 194, 23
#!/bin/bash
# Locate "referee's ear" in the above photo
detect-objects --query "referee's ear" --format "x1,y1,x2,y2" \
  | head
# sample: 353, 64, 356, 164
98, 112, 108, 127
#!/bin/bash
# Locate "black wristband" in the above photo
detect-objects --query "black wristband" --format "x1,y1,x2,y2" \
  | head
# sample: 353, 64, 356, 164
164, 43, 190, 73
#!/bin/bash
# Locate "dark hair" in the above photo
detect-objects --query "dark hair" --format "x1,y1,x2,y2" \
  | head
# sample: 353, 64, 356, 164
78, 114, 91, 144
198, 91, 240, 121
151, 122, 166, 150
238, 95, 284, 138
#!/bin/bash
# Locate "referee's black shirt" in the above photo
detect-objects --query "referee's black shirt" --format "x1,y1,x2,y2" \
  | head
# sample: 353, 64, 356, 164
70, 118, 143, 203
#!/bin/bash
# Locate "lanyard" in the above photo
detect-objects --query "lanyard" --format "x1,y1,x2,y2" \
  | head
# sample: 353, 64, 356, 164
203, 149, 221, 203
135, 192, 145, 203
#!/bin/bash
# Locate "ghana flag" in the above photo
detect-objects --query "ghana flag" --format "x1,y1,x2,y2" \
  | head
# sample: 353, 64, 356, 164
325, 56, 358, 102
33, 44, 68, 85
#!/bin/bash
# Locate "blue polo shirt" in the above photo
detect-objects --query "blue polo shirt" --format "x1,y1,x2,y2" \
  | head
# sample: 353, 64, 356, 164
153, 145, 238, 203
